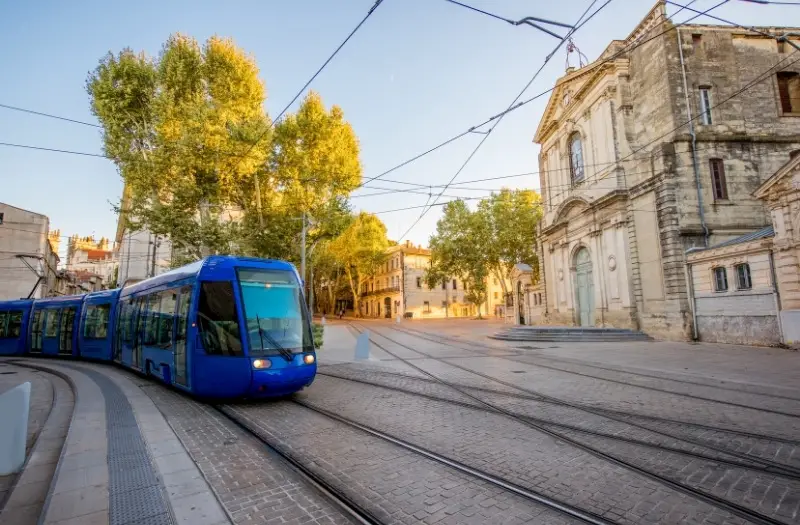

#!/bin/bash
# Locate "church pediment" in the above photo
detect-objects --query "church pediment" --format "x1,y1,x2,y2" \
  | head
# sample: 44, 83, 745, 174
533, 60, 620, 145
754, 155, 800, 203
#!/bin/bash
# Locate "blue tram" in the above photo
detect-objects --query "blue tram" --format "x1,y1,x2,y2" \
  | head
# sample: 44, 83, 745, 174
0, 300, 32, 356
0, 256, 317, 400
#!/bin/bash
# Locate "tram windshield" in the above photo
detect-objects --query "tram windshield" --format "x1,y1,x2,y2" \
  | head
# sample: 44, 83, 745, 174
236, 268, 313, 357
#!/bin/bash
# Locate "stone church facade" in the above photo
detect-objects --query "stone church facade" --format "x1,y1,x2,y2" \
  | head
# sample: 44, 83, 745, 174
533, 2, 800, 340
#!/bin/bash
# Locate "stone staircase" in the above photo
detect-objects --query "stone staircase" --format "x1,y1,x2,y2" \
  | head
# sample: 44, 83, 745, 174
491, 326, 653, 342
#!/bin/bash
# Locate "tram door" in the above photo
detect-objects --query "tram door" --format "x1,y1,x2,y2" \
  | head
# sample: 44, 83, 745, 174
173, 285, 192, 388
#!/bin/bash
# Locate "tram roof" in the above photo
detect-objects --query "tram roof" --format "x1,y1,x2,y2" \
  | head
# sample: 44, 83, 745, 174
0, 299, 34, 310
120, 255, 297, 298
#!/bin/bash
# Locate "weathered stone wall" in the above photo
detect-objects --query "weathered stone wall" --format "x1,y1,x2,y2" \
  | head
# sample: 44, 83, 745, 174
668, 27, 800, 246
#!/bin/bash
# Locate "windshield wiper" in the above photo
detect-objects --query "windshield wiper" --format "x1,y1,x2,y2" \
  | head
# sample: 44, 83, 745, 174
254, 317, 294, 362
255, 315, 267, 351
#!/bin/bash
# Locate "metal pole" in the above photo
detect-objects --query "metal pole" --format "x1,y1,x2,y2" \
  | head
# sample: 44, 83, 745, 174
309, 265, 314, 317
150, 235, 158, 278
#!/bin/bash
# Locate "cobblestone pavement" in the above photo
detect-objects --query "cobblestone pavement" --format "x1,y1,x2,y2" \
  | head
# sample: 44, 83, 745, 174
319, 364, 796, 471
366, 326, 800, 441
140, 382, 358, 525
383, 320, 800, 390
0, 362, 54, 507
224, 402, 584, 525
313, 321, 800, 523
304, 374, 777, 525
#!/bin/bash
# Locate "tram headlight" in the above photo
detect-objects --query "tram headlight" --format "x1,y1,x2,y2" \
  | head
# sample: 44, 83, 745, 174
252, 358, 271, 369
303, 354, 315, 365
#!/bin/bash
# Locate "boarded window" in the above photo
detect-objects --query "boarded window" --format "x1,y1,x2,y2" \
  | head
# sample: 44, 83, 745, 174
710, 159, 728, 200
777, 72, 800, 114
713, 267, 728, 292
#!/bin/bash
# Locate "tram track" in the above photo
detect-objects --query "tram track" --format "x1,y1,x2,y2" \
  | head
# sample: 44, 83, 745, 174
367, 325, 800, 453
349, 322, 794, 525
322, 361, 800, 450
317, 369, 800, 481
388, 324, 800, 416
212, 404, 386, 525
288, 399, 619, 525
217, 402, 620, 525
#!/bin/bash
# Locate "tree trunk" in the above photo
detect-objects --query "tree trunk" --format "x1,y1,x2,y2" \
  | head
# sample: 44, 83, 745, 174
345, 267, 360, 317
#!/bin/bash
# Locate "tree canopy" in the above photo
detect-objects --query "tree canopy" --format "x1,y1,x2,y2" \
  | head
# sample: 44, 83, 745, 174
328, 212, 389, 316
425, 200, 491, 317
425, 189, 543, 315
87, 34, 362, 265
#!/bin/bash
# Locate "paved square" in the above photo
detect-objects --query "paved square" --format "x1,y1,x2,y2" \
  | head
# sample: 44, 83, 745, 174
307, 318, 800, 524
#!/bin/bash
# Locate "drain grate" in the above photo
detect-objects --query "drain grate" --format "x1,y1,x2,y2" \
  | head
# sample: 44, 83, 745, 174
511, 370, 526, 374
0, 371, 17, 375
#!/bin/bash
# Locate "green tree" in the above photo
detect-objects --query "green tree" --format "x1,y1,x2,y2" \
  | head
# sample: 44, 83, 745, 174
329, 212, 388, 317
88, 34, 270, 260
269, 91, 362, 214
425, 200, 491, 318
477, 189, 543, 293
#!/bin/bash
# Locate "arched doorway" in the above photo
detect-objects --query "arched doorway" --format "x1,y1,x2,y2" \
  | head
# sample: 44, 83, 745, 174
574, 247, 594, 327
384, 297, 392, 318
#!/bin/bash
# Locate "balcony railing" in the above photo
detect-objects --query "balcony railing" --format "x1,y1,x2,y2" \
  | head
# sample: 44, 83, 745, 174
360, 286, 400, 298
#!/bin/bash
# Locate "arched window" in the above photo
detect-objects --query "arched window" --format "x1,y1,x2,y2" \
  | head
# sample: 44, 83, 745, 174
569, 132, 585, 183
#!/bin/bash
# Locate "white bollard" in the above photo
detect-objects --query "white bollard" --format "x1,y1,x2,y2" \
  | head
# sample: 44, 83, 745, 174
321, 316, 326, 325
396, 315, 401, 324
355, 330, 371, 360
0, 382, 31, 476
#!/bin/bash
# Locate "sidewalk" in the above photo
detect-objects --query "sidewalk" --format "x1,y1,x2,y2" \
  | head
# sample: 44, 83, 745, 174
0, 358, 229, 525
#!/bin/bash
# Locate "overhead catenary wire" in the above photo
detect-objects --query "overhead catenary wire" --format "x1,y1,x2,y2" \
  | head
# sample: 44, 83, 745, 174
229, 0, 386, 169
0, 103, 100, 128
442, 0, 576, 40
395, 0, 615, 242
0, 0, 743, 191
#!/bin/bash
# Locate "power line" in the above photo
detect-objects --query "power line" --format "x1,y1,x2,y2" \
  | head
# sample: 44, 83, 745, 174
737, 0, 800, 5
667, 0, 800, 47
0, 142, 108, 158
230, 0, 386, 168
442, 0, 575, 39
395, 0, 612, 242
360, 0, 729, 195
0, 103, 101, 128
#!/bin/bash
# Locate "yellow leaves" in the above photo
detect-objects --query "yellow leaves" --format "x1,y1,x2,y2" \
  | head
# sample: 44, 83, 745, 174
272, 91, 362, 212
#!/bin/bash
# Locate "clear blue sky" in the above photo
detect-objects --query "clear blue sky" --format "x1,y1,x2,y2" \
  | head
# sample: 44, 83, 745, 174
0, 0, 790, 260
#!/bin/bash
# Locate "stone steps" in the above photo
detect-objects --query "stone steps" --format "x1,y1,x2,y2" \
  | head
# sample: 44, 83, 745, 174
491, 326, 653, 342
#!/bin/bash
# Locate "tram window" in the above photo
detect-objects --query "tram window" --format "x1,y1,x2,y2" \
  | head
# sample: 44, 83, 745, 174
83, 304, 111, 339
157, 290, 177, 348
0, 312, 7, 338
176, 286, 192, 345
45, 310, 59, 338
197, 281, 243, 356
8, 311, 22, 338
119, 300, 131, 343
30, 311, 43, 351
59, 308, 76, 354
144, 294, 161, 346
